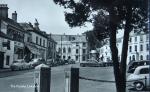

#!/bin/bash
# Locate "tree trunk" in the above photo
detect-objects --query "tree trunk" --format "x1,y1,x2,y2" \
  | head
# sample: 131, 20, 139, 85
109, 6, 127, 92
109, 25, 126, 92
119, 3, 132, 92
120, 30, 130, 92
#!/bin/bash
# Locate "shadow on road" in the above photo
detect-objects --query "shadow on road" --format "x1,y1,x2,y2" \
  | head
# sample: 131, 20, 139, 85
128, 88, 150, 92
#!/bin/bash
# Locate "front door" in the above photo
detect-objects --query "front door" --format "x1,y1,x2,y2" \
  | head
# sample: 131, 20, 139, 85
0, 52, 4, 68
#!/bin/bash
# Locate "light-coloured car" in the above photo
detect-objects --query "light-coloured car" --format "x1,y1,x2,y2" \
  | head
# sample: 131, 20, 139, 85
127, 60, 150, 73
10, 59, 30, 71
29, 58, 46, 68
80, 59, 100, 67
127, 65, 150, 91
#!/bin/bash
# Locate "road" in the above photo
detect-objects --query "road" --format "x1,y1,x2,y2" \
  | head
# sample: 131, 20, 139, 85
0, 64, 138, 92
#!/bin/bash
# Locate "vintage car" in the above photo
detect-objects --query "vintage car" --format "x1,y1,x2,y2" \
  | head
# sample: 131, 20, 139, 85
10, 59, 31, 71
127, 65, 150, 91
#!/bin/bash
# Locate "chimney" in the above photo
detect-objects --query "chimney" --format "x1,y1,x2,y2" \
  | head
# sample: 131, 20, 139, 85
0, 4, 9, 19
12, 11, 17, 22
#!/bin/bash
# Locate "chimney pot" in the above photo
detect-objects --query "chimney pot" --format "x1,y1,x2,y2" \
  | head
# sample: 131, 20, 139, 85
12, 11, 17, 22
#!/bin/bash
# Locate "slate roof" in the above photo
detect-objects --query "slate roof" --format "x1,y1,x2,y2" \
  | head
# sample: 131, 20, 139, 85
20, 22, 48, 38
0, 31, 12, 40
51, 34, 87, 42
1, 18, 24, 31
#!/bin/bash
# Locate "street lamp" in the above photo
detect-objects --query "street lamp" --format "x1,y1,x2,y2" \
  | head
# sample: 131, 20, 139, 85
76, 45, 80, 63
136, 51, 139, 61
148, 0, 150, 87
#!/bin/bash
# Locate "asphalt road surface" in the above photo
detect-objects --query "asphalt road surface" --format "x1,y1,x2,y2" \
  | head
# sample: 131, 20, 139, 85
1, 64, 148, 92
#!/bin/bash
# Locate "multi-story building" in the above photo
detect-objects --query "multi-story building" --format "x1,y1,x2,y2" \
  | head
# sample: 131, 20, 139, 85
71, 35, 88, 62
0, 31, 14, 68
98, 30, 149, 65
0, 4, 25, 68
127, 30, 149, 64
46, 34, 57, 64
20, 20, 48, 60
51, 34, 88, 63
99, 38, 112, 62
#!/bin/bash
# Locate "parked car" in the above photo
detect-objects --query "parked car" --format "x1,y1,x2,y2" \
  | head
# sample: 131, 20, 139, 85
127, 60, 150, 73
68, 59, 75, 64
127, 65, 150, 91
98, 62, 112, 67
29, 58, 46, 68
10, 59, 31, 71
80, 59, 100, 67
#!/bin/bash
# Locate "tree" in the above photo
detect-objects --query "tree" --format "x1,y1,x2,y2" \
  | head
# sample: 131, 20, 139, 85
85, 30, 101, 50
53, 0, 148, 92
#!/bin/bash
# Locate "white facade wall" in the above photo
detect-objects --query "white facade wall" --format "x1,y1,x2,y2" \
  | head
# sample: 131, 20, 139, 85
31, 32, 47, 47
56, 41, 72, 60
99, 31, 149, 65
99, 43, 111, 62
127, 32, 149, 64
0, 37, 14, 68
55, 36, 88, 63
0, 21, 14, 68
30, 32, 47, 60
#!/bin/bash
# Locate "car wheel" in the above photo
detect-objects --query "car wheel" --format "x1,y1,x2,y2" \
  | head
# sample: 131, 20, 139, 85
134, 82, 144, 91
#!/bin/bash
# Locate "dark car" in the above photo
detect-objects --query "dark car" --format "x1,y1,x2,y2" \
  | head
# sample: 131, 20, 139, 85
80, 59, 100, 67
127, 60, 150, 73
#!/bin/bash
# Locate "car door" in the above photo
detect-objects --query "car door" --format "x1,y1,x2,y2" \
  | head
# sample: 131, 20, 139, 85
138, 67, 150, 87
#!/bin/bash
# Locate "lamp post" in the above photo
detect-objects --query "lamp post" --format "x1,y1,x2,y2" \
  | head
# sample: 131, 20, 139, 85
148, 0, 150, 87
76, 45, 80, 63
136, 51, 139, 61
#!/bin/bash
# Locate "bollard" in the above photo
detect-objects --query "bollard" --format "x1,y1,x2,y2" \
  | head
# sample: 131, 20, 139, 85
64, 68, 79, 92
34, 64, 51, 92
70, 68, 79, 92
65, 68, 70, 92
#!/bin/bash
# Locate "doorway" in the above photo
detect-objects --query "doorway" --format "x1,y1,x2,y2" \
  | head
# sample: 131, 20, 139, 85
0, 52, 4, 68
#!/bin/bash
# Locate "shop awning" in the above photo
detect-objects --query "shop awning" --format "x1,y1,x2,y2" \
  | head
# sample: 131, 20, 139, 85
26, 46, 40, 55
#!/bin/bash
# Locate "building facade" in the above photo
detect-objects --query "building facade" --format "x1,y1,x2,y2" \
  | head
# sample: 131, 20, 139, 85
52, 34, 88, 63
98, 30, 149, 65
127, 30, 149, 64
20, 21, 48, 61
0, 4, 25, 68
46, 34, 57, 64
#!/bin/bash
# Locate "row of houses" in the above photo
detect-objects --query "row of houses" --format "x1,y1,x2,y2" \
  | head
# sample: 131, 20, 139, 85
98, 30, 149, 65
0, 4, 57, 68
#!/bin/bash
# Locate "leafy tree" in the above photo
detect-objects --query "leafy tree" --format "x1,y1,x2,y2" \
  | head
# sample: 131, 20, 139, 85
53, 0, 148, 92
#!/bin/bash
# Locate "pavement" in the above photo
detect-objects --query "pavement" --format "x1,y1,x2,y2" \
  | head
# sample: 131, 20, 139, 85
0, 68, 11, 73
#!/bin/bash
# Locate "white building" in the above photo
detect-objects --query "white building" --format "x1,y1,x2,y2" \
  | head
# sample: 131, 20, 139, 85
127, 30, 149, 64
52, 34, 88, 63
20, 21, 48, 60
0, 4, 25, 68
0, 32, 14, 68
99, 38, 111, 62
98, 30, 149, 65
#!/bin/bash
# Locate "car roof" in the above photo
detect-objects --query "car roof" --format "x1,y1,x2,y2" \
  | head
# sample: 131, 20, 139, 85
129, 60, 150, 65
134, 65, 150, 74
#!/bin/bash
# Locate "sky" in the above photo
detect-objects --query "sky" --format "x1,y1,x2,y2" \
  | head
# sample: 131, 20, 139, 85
0, 0, 93, 35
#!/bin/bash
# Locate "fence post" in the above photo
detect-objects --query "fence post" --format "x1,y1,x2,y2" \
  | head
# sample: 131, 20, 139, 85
70, 68, 79, 92
34, 64, 51, 92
